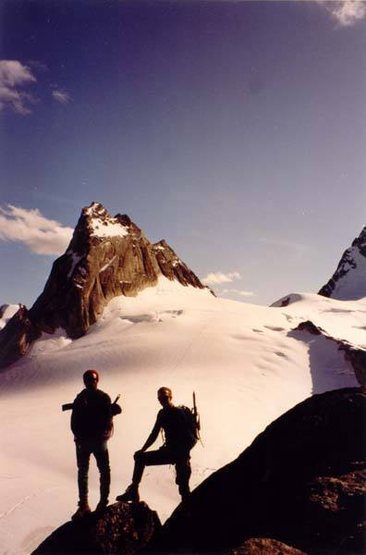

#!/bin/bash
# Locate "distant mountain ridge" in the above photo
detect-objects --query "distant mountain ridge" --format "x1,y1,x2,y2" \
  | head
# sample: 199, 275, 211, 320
0, 202, 208, 369
319, 226, 366, 300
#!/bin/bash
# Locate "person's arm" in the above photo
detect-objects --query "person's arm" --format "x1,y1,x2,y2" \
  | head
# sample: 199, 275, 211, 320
139, 412, 161, 452
70, 394, 83, 438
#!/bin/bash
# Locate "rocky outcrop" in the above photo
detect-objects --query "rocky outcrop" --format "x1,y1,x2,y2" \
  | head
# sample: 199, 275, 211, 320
319, 226, 366, 300
292, 320, 366, 389
32, 501, 161, 555
0, 202, 209, 368
343, 348, 366, 390
154, 388, 366, 554
0, 305, 41, 368
153, 240, 204, 289
231, 538, 305, 554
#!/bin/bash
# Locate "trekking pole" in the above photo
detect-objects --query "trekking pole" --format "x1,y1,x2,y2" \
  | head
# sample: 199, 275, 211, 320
113, 394, 121, 404
193, 391, 204, 446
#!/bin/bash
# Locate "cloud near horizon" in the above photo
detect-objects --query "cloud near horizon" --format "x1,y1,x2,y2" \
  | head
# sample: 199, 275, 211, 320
202, 271, 241, 285
316, 0, 366, 26
222, 288, 254, 298
0, 205, 73, 255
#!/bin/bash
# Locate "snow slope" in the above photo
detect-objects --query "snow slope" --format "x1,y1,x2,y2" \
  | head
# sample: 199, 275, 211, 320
0, 278, 362, 554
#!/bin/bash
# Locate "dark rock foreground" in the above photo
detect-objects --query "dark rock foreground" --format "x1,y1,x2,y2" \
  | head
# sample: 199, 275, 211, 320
32, 501, 161, 555
231, 537, 306, 554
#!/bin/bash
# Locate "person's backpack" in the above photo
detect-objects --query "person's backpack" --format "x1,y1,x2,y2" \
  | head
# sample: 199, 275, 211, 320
177, 399, 201, 450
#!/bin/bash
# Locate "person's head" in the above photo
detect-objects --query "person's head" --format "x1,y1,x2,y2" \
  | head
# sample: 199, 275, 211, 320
157, 386, 173, 407
83, 369, 99, 390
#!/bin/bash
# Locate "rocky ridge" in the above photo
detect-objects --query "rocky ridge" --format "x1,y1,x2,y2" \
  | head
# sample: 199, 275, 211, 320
319, 226, 366, 300
0, 202, 209, 369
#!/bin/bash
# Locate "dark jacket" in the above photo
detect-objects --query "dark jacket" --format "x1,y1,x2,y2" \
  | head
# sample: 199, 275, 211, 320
71, 388, 121, 441
146, 406, 195, 453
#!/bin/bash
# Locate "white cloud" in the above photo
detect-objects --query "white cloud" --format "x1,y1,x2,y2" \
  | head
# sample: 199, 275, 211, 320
316, 1, 366, 26
0, 60, 37, 115
52, 89, 71, 105
202, 271, 241, 285
0, 205, 73, 255
222, 288, 254, 298
0, 60, 72, 114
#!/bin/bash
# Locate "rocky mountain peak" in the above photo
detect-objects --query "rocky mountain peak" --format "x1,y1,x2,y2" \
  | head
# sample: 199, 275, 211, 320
354, 225, 366, 247
319, 226, 366, 300
0, 202, 208, 369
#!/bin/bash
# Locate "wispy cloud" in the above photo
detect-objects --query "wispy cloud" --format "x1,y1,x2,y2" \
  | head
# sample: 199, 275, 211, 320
0, 60, 37, 115
316, 1, 366, 26
257, 237, 309, 254
0, 205, 73, 255
222, 288, 254, 298
52, 89, 71, 105
202, 271, 241, 285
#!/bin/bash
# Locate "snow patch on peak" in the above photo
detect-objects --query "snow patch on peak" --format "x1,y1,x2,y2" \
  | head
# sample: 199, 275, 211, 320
84, 201, 108, 217
89, 215, 129, 238
83, 202, 130, 238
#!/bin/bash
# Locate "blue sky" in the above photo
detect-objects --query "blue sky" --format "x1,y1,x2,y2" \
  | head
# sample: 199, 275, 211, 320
0, 0, 365, 306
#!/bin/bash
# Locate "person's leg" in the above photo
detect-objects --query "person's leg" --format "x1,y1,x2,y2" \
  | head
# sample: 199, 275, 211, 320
72, 442, 92, 519
76, 442, 91, 505
175, 455, 191, 502
94, 441, 110, 509
117, 448, 174, 502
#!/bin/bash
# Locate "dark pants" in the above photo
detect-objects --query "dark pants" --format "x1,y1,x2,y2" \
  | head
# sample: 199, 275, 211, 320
75, 439, 110, 505
133, 447, 191, 500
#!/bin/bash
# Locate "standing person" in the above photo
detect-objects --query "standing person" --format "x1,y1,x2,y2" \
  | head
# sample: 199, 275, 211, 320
116, 386, 197, 504
71, 369, 122, 520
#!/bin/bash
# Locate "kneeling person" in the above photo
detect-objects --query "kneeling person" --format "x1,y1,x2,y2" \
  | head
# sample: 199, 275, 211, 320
117, 387, 196, 503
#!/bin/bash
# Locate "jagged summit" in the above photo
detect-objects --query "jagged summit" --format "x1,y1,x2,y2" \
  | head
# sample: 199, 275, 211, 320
319, 226, 366, 300
0, 202, 208, 369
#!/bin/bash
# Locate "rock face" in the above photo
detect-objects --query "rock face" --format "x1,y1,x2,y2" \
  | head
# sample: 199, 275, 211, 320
0, 202, 208, 368
155, 388, 366, 554
32, 501, 161, 555
0, 305, 41, 369
319, 227, 366, 300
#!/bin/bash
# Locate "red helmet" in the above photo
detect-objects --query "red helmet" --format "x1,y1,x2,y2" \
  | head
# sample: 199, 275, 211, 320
83, 369, 99, 384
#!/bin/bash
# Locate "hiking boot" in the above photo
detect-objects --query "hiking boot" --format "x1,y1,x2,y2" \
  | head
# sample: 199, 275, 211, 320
71, 502, 91, 520
116, 484, 140, 503
95, 499, 108, 512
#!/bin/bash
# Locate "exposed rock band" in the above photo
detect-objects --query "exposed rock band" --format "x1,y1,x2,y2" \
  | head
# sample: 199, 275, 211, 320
70, 369, 197, 520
